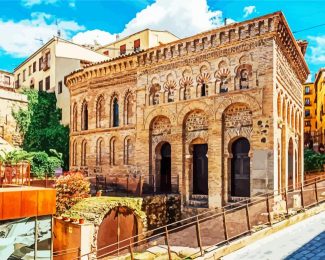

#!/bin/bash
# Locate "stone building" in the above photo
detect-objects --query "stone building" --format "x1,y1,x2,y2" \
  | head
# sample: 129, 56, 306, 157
66, 11, 309, 209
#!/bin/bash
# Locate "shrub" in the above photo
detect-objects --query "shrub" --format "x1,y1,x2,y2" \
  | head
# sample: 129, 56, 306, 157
304, 149, 325, 172
55, 172, 90, 215
0, 149, 63, 178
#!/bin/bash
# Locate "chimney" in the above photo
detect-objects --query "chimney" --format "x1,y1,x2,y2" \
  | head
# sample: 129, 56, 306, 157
116, 34, 120, 41
296, 40, 308, 56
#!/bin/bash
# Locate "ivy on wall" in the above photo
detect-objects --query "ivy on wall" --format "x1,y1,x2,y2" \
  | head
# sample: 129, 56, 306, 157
12, 90, 69, 169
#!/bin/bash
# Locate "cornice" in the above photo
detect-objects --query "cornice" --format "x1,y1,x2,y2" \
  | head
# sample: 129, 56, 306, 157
65, 11, 309, 88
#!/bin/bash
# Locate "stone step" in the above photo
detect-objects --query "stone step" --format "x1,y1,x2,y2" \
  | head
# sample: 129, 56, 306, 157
229, 196, 249, 202
190, 194, 208, 201
188, 199, 208, 208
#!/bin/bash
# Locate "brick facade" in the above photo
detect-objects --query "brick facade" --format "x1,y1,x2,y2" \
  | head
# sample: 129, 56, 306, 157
66, 12, 309, 208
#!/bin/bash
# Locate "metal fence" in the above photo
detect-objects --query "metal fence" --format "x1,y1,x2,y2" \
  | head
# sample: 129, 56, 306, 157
93, 174, 179, 196
0, 162, 31, 187
78, 175, 325, 260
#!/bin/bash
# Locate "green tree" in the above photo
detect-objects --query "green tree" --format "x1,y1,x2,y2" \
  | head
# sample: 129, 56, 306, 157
13, 90, 69, 169
304, 149, 325, 172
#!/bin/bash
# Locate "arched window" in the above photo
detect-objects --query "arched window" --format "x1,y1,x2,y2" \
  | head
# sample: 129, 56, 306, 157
72, 140, 77, 166
201, 83, 207, 96
96, 96, 104, 128
124, 92, 133, 125
240, 69, 249, 89
81, 140, 87, 166
72, 103, 77, 132
184, 84, 191, 100
110, 137, 116, 166
96, 138, 103, 166
112, 97, 119, 127
124, 137, 131, 165
81, 101, 88, 130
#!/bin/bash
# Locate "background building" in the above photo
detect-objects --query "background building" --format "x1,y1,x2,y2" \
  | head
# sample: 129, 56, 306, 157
0, 70, 27, 152
96, 29, 179, 58
67, 12, 308, 209
14, 37, 108, 125
315, 69, 325, 147
303, 81, 317, 145
0, 70, 14, 89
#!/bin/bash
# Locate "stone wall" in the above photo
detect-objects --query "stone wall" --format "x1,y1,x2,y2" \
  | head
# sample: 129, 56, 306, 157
142, 194, 181, 230
0, 89, 27, 149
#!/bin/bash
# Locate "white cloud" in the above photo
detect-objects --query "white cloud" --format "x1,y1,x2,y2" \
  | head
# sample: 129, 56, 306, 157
121, 0, 224, 38
0, 13, 84, 58
21, 0, 59, 7
72, 29, 116, 46
307, 35, 325, 64
243, 6, 256, 18
73, 0, 227, 46
68, 0, 76, 8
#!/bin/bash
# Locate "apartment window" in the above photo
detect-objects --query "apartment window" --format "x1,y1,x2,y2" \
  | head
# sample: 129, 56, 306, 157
16, 74, 20, 88
103, 50, 109, 56
134, 39, 140, 52
39, 57, 43, 71
33, 61, 36, 73
23, 69, 26, 82
120, 44, 126, 55
4, 76, 10, 85
305, 98, 311, 105
45, 76, 50, 90
28, 65, 32, 76
305, 86, 310, 94
58, 81, 62, 94
44, 52, 51, 70
305, 109, 310, 117
39, 80, 43, 91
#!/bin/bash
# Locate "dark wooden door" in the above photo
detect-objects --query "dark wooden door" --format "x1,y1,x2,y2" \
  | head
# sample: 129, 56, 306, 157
193, 144, 208, 195
231, 138, 250, 197
160, 143, 171, 192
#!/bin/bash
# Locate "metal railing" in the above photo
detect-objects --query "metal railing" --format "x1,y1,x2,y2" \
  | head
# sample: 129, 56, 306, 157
0, 162, 31, 187
94, 174, 179, 196
75, 174, 325, 259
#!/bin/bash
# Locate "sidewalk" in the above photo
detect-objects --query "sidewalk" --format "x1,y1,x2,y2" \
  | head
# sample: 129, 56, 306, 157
222, 211, 325, 260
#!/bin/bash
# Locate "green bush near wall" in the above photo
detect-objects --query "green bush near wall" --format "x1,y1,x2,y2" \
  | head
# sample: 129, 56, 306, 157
304, 149, 325, 172
12, 90, 69, 170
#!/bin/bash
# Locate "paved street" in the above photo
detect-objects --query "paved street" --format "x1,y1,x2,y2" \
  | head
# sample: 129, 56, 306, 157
222, 211, 325, 260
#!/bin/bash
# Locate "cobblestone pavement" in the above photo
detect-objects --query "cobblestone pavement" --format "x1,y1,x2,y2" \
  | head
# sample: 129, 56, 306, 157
222, 211, 325, 260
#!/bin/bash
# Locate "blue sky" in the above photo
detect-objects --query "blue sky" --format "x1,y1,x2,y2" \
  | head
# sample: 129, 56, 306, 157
0, 0, 324, 80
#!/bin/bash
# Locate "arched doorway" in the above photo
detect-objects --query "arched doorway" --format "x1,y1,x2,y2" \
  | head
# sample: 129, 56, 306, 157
160, 142, 171, 192
97, 207, 138, 258
193, 143, 208, 195
288, 138, 294, 188
231, 137, 250, 197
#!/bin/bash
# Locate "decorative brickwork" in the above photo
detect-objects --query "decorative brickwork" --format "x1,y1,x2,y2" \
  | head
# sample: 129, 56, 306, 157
66, 12, 308, 209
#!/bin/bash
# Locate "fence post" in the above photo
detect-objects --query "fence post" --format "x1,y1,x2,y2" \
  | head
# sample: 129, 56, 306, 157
195, 216, 203, 256
266, 194, 272, 226
300, 185, 305, 209
245, 201, 251, 234
222, 208, 229, 242
129, 240, 134, 260
314, 180, 319, 205
284, 190, 289, 217
165, 226, 172, 260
